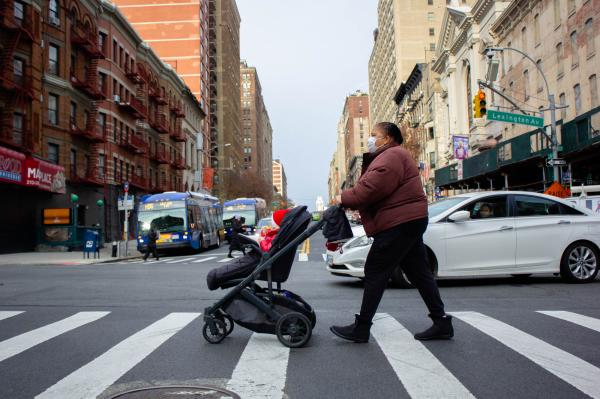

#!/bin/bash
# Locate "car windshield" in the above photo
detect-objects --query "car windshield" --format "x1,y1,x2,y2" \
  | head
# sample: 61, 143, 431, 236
138, 208, 186, 234
428, 197, 468, 218
257, 218, 274, 229
223, 210, 256, 226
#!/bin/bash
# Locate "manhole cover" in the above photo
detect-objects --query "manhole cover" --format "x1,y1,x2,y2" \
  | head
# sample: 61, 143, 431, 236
109, 385, 240, 399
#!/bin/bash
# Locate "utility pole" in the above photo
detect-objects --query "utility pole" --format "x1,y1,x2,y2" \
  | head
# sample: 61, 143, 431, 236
485, 47, 561, 184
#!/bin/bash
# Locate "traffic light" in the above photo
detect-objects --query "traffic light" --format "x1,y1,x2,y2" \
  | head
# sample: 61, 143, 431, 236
473, 90, 487, 118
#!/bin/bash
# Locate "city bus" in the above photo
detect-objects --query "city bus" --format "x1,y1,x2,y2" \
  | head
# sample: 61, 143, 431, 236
223, 198, 267, 241
137, 192, 223, 253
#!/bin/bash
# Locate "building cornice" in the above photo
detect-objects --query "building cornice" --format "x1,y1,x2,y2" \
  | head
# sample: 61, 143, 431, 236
490, 0, 540, 41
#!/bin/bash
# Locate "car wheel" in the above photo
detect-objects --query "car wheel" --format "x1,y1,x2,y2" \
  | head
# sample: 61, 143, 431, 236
560, 241, 600, 283
391, 266, 413, 288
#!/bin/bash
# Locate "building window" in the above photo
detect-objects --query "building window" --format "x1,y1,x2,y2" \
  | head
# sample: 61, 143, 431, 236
586, 19, 595, 57
523, 70, 529, 100
559, 93, 566, 120
429, 152, 436, 168
534, 14, 540, 46
428, 0, 433, 4
590, 75, 598, 108
70, 50, 76, 74
554, 0, 561, 26
571, 31, 578, 67
70, 149, 76, 172
536, 59, 543, 92
99, 113, 106, 134
70, 101, 76, 123
48, 143, 59, 164
49, 0, 59, 22
113, 157, 118, 180
429, 28, 435, 36
556, 42, 564, 76
99, 154, 105, 176
49, 44, 59, 75
13, 113, 24, 144
48, 94, 59, 125
521, 26, 527, 52
112, 39, 117, 61
13, 57, 23, 82
429, 43, 435, 51
14, 1, 24, 20
428, 127, 434, 140
427, 12, 434, 21
574, 84, 581, 115
568, 0, 575, 14
99, 32, 107, 55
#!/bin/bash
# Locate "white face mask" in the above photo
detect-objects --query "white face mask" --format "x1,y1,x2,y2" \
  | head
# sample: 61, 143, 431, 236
367, 136, 378, 153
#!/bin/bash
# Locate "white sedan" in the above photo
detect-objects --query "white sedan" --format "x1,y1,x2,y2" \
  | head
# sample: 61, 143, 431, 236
326, 191, 600, 287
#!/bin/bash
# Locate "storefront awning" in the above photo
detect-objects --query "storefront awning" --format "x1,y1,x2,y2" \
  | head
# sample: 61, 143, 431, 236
0, 145, 66, 194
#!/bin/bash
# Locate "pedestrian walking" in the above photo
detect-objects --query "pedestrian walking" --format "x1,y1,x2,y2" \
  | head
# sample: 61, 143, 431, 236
330, 122, 453, 343
143, 228, 160, 261
228, 216, 246, 258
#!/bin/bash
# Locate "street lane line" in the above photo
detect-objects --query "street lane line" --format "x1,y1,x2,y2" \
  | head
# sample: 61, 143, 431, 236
371, 313, 475, 399
36, 312, 200, 399
165, 257, 196, 264
0, 311, 24, 322
453, 311, 600, 399
537, 311, 600, 333
298, 253, 308, 262
192, 257, 217, 263
0, 312, 110, 363
226, 333, 289, 399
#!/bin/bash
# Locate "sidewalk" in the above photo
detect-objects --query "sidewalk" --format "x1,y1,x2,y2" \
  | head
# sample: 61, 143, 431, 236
0, 240, 140, 266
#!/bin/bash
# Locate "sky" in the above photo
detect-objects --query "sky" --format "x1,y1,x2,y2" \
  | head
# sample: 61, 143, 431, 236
236, 0, 378, 210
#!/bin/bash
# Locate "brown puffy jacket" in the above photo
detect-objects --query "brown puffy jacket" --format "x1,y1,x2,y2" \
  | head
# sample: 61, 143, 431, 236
341, 144, 428, 236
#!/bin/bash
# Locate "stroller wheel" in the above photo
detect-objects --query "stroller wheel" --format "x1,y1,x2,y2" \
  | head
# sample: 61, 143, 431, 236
217, 311, 235, 336
276, 312, 312, 348
202, 319, 227, 344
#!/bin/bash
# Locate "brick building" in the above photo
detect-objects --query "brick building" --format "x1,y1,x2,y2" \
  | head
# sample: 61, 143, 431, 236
111, 0, 212, 192
341, 90, 370, 189
0, 0, 204, 252
240, 60, 273, 197
272, 159, 287, 203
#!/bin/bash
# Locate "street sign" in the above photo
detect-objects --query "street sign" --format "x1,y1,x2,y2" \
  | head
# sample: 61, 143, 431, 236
118, 196, 134, 211
547, 158, 566, 166
123, 181, 129, 192
487, 110, 544, 128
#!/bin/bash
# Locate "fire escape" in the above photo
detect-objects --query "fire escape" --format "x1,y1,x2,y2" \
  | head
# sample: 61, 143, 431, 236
0, 0, 36, 152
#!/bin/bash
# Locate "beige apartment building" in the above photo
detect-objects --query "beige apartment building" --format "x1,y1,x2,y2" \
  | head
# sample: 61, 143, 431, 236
434, 0, 600, 193
112, 0, 212, 190
368, 0, 445, 128
209, 0, 243, 199
240, 61, 273, 195
272, 159, 287, 202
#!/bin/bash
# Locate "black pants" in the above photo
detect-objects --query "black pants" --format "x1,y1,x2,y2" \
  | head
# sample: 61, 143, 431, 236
358, 217, 445, 322
144, 245, 159, 260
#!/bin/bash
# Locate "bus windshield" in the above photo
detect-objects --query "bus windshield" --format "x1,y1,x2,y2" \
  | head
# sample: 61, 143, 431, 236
138, 208, 186, 234
223, 209, 256, 226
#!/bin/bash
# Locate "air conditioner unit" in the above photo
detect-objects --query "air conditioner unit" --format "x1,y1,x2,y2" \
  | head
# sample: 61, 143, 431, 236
113, 95, 121, 103
49, 15, 60, 26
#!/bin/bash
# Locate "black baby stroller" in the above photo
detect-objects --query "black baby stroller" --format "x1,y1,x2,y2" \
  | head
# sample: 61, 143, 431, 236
203, 205, 351, 348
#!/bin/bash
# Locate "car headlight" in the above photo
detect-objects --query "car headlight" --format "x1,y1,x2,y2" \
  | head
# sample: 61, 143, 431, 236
345, 235, 373, 249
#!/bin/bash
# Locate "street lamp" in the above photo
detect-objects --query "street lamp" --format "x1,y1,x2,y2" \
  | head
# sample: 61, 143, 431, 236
485, 47, 565, 184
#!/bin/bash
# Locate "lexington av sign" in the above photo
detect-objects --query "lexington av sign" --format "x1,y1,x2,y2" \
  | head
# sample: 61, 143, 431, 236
487, 109, 544, 128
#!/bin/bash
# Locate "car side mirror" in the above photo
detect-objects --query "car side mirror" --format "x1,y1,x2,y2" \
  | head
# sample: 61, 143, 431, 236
448, 210, 471, 223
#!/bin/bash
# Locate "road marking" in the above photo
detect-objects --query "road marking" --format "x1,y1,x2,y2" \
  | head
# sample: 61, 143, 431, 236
453, 311, 600, 399
192, 257, 216, 263
218, 258, 234, 263
538, 311, 600, 333
36, 312, 200, 399
322, 254, 327, 261
197, 252, 228, 257
165, 257, 196, 264
127, 260, 144, 264
298, 253, 308, 262
371, 313, 474, 399
226, 334, 289, 399
0, 312, 110, 363
0, 311, 24, 322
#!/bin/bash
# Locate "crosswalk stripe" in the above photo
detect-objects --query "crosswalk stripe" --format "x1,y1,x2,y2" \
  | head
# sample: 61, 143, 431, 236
371, 313, 475, 399
127, 260, 144, 264
218, 258, 234, 263
298, 253, 308, 262
0, 312, 110, 363
165, 257, 196, 264
538, 311, 600, 333
0, 311, 24, 322
226, 334, 289, 399
453, 311, 600, 399
192, 257, 216, 263
35, 312, 200, 399
197, 252, 228, 257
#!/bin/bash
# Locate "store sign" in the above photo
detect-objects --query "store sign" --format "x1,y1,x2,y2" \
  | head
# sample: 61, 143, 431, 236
0, 146, 25, 185
203, 167, 214, 191
25, 158, 66, 194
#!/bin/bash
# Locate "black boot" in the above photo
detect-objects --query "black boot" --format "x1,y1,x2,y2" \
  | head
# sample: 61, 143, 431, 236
414, 314, 454, 341
330, 314, 372, 343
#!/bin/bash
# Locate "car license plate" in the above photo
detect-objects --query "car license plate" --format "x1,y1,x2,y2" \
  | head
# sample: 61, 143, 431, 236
326, 255, 333, 266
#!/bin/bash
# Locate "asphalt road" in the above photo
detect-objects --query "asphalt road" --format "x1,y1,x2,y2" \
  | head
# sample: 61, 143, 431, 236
1, 233, 599, 399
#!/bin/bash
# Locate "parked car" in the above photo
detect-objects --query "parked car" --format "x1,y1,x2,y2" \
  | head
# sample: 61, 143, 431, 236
326, 191, 600, 287
247, 217, 275, 243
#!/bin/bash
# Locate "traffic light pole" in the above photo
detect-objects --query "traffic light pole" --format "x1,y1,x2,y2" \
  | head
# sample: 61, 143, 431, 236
486, 47, 561, 184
